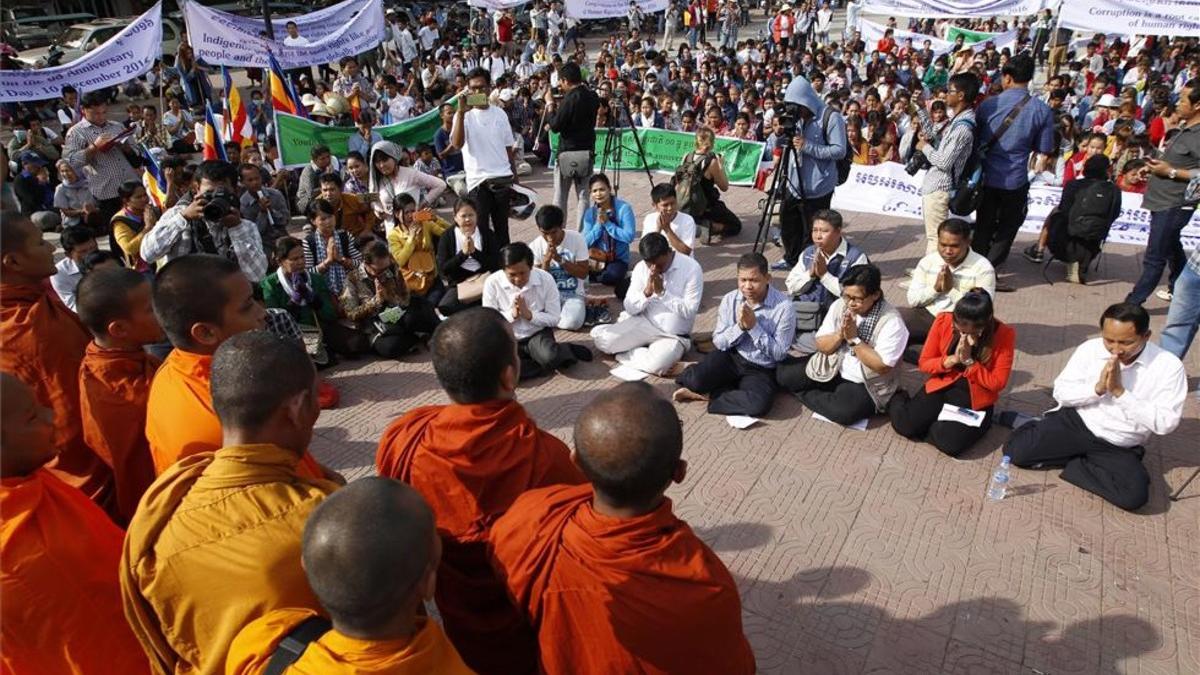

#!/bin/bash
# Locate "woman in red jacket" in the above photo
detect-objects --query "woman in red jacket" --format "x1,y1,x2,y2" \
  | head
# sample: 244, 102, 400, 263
887, 289, 1016, 456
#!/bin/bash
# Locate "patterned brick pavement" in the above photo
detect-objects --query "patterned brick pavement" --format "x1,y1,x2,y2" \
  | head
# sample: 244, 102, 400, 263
311, 167, 1199, 674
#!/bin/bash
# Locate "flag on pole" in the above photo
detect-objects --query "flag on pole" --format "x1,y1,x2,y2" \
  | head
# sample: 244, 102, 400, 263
202, 103, 228, 161
221, 66, 255, 148
268, 51, 307, 118
349, 92, 361, 123
140, 145, 167, 210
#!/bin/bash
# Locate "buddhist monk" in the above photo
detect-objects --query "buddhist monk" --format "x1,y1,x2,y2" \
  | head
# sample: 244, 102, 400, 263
0, 210, 112, 508
77, 267, 165, 524
226, 478, 473, 674
375, 307, 585, 675
0, 373, 150, 675
490, 381, 756, 675
144, 254, 326, 480
121, 331, 341, 675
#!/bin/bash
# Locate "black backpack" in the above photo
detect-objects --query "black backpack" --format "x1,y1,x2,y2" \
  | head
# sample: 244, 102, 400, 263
672, 151, 711, 218
820, 106, 851, 186
1067, 180, 1120, 242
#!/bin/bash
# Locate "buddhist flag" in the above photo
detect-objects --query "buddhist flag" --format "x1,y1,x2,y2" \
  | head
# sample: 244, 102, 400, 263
140, 145, 167, 210
221, 66, 254, 148
268, 51, 307, 119
201, 103, 227, 162
349, 92, 361, 122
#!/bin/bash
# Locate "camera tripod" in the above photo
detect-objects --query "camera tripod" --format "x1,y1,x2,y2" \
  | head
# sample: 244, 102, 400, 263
597, 94, 655, 197
752, 139, 805, 257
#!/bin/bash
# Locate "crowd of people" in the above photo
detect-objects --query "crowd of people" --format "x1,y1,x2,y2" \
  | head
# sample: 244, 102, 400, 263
2, 1, 1199, 673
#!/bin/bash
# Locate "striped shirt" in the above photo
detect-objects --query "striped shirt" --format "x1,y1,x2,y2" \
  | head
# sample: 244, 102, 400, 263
917, 109, 976, 196
139, 201, 269, 282
303, 230, 363, 296
63, 118, 139, 201
906, 250, 997, 316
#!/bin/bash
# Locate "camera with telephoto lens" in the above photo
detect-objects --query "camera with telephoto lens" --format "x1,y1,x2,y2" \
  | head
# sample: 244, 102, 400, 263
199, 188, 238, 222
904, 131, 930, 176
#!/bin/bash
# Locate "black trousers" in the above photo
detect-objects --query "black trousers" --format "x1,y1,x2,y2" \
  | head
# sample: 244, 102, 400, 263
1005, 407, 1149, 511
776, 356, 876, 426
702, 198, 743, 236
469, 179, 512, 247
437, 285, 482, 316
973, 183, 1029, 267
518, 327, 576, 379
898, 306, 935, 345
888, 378, 993, 457
676, 350, 777, 417
780, 190, 833, 266
368, 297, 440, 359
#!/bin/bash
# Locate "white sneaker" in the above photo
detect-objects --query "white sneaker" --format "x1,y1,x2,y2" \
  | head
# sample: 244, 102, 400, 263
1155, 287, 1173, 302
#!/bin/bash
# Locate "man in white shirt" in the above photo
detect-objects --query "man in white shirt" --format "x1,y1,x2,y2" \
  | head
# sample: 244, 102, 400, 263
417, 19, 439, 57
50, 226, 98, 312
642, 183, 696, 256
483, 243, 591, 379
450, 67, 520, 246
903, 219, 996, 345
529, 205, 590, 330
1005, 303, 1187, 511
590, 232, 703, 376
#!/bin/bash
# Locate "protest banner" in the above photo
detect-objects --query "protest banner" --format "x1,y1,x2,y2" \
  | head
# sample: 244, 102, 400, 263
274, 101, 452, 168
829, 162, 1200, 250
0, 2, 162, 103
180, 0, 363, 42
183, 0, 386, 69
859, 0, 1049, 18
565, 0, 667, 20
468, 0, 533, 9
1059, 0, 1200, 38
944, 25, 994, 44
857, 18, 1017, 59
551, 128, 763, 185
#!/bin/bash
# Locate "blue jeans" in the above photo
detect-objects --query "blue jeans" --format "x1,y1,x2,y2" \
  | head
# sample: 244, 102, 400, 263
1126, 206, 1193, 304
1160, 262, 1200, 360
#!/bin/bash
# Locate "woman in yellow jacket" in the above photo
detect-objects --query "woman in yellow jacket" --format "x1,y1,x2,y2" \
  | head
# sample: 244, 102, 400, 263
387, 192, 450, 306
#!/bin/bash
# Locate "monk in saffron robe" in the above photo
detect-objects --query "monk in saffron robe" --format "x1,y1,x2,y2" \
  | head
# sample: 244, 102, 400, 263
376, 307, 584, 675
0, 211, 112, 507
77, 268, 165, 524
490, 381, 756, 675
226, 478, 473, 675
0, 373, 150, 675
122, 332, 341, 675
144, 254, 326, 480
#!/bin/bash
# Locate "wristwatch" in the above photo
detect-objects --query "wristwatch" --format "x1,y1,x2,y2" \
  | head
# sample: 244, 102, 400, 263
962, 357, 976, 367
1169, 168, 1179, 180
848, 337, 862, 347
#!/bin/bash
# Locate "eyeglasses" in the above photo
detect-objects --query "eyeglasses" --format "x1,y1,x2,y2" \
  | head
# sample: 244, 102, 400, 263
842, 293, 869, 305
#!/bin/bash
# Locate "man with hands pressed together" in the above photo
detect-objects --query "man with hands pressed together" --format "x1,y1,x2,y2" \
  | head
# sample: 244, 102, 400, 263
675, 253, 795, 417
1005, 303, 1186, 511
902, 218, 996, 346
642, 183, 696, 256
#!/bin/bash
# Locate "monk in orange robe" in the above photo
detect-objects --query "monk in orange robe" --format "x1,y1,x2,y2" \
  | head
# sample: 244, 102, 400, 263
122, 331, 341, 675
0, 212, 112, 507
376, 308, 585, 675
490, 381, 756, 675
144, 254, 326, 480
76, 267, 166, 524
226, 477, 473, 675
0, 372, 150, 675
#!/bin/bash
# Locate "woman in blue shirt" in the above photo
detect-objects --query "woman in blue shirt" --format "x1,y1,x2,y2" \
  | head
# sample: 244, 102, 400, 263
581, 173, 637, 299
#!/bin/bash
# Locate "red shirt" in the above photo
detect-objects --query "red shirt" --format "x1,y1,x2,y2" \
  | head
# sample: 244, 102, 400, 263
497, 16, 513, 43
919, 313, 1016, 410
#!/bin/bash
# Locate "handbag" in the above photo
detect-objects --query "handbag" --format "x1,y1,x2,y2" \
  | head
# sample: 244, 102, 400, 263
401, 248, 437, 296
948, 95, 1031, 216
804, 349, 842, 383
792, 299, 823, 333
456, 272, 488, 303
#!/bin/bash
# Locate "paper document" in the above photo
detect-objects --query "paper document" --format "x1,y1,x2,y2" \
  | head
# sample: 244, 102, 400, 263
937, 404, 986, 428
811, 411, 868, 431
609, 365, 649, 382
725, 415, 760, 430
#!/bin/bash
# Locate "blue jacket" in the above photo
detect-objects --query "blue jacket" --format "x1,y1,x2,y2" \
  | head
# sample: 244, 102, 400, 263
783, 77, 847, 199
582, 198, 637, 264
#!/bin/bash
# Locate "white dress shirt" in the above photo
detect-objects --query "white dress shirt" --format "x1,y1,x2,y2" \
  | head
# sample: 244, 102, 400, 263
622, 253, 704, 336
816, 299, 909, 384
483, 267, 561, 341
907, 250, 997, 316
641, 211, 697, 255
1051, 338, 1187, 447
50, 257, 83, 312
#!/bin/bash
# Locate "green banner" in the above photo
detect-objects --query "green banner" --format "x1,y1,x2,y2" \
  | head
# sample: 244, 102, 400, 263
556, 128, 764, 186
945, 26, 996, 45
274, 98, 455, 168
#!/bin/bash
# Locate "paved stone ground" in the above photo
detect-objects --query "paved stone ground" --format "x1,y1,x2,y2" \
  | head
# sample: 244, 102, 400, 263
309, 164, 1199, 675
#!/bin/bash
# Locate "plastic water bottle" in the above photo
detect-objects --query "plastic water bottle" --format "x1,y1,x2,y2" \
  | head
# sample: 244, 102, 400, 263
987, 455, 1012, 501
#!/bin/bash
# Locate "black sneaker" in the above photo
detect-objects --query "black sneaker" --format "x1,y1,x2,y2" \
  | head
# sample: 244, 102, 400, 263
582, 305, 598, 328
568, 344, 594, 362
1022, 244, 1044, 264
595, 306, 613, 324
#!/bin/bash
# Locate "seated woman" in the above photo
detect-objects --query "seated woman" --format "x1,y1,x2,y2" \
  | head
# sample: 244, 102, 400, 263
436, 198, 499, 316
302, 198, 363, 298
387, 193, 450, 306
784, 208, 869, 355
581, 173, 637, 299
888, 289, 1015, 457
776, 265, 908, 426
368, 140, 447, 231
680, 127, 742, 238
262, 236, 358, 364
110, 179, 155, 275
340, 240, 440, 358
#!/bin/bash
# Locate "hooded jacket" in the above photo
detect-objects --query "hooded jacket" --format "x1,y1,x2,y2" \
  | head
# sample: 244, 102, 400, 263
367, 140, 447, 228
782, 76, 847, 199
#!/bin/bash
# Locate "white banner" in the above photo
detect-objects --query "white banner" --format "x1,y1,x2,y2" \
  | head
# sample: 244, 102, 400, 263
830, 162, 1200, 250
0, 2, 162, 103
183, 0, 386, 69
856, 18, 1018, 60
1059, 0, 1200, 38
180, 0, 366, 43
859, 0, 1049, 18
565, 0, 667, 20
468, 0, 533, 9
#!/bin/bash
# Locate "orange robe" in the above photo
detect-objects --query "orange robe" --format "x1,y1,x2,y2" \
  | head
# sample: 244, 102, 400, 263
145, 348, 323, 479
0, 282, 112, 506
121, 444, 341, 675
79, 342, 161, 524
490, 484, 756, 675
225, 609, 475, 675
0, 468, 150, 675
375, 400, 585, 675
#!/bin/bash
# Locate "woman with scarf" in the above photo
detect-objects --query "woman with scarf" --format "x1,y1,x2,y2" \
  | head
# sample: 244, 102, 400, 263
367, 140, 448, 232
53, 160, 98, 230
262, 236, 358, 364
340, 239, 441, 359
110, 180, 155, 274
775, 265, 909, 426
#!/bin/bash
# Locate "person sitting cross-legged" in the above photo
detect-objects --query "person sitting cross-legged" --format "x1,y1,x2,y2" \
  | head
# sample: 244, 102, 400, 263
888, 289, 1015, 457
784, 208, 869, 355
1004, 302, 1186, 511
529, 204, 591, 330
777, 264, 908, 426
674, 253, 795, 417
591, 232, 704, 377
901, 218, 996, 347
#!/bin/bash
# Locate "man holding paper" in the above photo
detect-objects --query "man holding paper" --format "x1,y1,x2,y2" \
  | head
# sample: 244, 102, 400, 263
64, 92, 140, 226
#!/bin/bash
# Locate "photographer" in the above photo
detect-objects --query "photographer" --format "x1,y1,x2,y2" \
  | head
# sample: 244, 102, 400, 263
450, 67, 520, 247
545, 63, 599, 226
139, 160, 268, 283
911, 73, 979, 256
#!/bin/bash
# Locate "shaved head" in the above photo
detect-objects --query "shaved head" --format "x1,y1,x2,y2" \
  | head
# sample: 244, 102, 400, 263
210, 330, 315, 431
152, 254, 242, 350
76, 267, 148, 337
574, 381, 683, 510
431, 307, 517, 403
0, 373, 57, 478
302, 478, 436, 635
